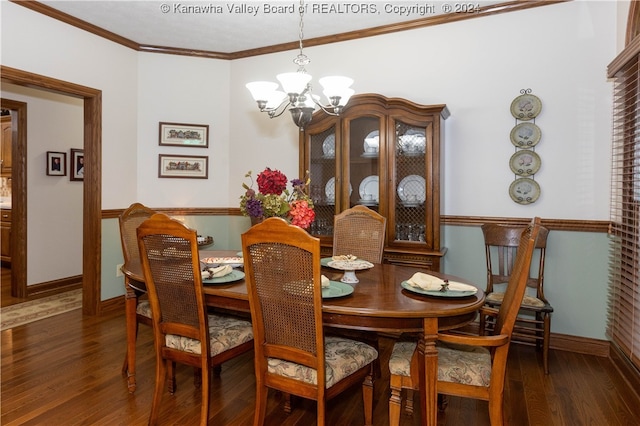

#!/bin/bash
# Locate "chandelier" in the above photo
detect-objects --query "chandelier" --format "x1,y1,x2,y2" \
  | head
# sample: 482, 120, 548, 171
246, 0, 354, 131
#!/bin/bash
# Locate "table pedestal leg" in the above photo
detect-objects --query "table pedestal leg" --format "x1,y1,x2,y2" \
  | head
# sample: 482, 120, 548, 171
417, 318, 439, 426
124, 278, 138, 393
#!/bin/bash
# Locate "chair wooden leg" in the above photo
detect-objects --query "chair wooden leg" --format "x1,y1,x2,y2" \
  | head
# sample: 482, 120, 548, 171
388, 376, 402, 426
362, 372, 374, 426
253, 385, 268, 426
543, 313, 550, 374
199, 363, 210, 426
405, 389, 415, 415
123, 284, 139, 393
149, 357, 167, 426
487, 395, 504, 426
283, 393, 292, 414
167, 361, 176, 394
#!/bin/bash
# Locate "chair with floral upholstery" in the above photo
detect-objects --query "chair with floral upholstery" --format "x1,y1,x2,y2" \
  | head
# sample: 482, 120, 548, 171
242, 217, 378, 426
119, 202, 155, 392
332, 205, 386, 264
137, 213, 254, 426
388, 217, 542, 426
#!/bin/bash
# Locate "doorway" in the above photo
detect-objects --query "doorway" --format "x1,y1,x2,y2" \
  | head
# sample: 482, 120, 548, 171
1, 65, 102, 315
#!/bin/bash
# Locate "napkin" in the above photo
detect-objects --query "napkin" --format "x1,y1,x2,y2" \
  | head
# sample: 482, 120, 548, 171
201, 269, 212, 280
321, 275, 331, 288
406, 272, 477, 292
211, 265, 233, 278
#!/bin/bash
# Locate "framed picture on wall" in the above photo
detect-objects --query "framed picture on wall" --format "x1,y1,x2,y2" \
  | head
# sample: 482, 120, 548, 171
158, 154, 208, 179
70, 148, 84, 181
159, 122, 209, 147
46, 151, 67, 176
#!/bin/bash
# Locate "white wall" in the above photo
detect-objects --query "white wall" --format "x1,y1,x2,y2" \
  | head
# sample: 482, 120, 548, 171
0, 84, 84, 285
136, 53, 231, 208
231, 1, 615, 220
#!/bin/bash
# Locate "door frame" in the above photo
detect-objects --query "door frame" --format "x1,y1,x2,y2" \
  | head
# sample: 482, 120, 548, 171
1, 65, 102, 315
1, 98, 26, 298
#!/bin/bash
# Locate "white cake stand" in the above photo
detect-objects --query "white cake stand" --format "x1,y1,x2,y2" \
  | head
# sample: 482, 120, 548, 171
326, 259, 375, 284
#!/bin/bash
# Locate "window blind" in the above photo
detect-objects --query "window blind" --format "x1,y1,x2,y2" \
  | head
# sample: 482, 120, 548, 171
609, 43, 640, 371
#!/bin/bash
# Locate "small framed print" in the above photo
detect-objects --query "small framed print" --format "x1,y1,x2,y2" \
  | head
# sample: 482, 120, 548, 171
159, 122, 209, 147
158, 154, 208, 179
46, 151, 67, 176
70, 148, 84, 181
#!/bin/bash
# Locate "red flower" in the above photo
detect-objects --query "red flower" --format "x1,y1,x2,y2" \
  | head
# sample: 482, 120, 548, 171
256, 168, 288, 195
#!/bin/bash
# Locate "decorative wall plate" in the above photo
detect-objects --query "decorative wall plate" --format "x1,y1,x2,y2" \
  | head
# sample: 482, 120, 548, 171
509, 150, 541, 176
510, 94, 542, 121
510, 122, 541, 148
509, 178, 540, 204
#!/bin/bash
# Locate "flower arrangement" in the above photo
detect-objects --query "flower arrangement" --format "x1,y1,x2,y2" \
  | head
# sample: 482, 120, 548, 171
240, 167, 315, 229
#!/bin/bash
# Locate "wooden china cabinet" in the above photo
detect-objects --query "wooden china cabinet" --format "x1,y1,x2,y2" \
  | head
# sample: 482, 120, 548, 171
299, 93, 450, 271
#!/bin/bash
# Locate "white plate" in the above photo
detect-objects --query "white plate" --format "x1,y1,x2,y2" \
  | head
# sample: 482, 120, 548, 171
397, 175, 426, 202
399, 128, 425, 154
510, 122, 541, 148
509, 178, 540, 205
201, 256, 244, 268
325, 177, 352, 203
509, 150, 541, 177
510, 93, 542, 121
322, 134, 335, 157
327, 259, 374, 271
359, 176, 379, 201
363, 130, 379, 154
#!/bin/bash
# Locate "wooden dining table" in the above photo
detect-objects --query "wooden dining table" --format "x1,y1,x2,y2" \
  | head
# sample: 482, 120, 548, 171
123, 249, 485, 426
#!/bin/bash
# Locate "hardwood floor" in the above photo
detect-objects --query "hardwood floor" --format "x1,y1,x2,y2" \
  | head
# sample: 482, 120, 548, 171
2, 305, 640, 426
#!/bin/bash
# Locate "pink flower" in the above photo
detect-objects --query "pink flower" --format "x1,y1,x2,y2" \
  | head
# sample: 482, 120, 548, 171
289, 200, 316, 229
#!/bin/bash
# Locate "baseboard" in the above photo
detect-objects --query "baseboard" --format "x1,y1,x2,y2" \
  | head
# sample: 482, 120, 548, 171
26, 275, 82, 297
609, 343, 640, 402
100, 294, 125, 313
460, 322, 610, 357
549, 332, 610, 357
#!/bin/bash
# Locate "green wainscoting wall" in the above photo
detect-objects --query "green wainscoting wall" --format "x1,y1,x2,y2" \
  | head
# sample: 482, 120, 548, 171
101, 217, 610, 341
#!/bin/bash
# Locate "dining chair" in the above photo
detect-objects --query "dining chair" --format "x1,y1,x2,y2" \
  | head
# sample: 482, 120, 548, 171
137, 213, 254, 426
118, 202, 155, 391
242, 217, 379, 426
332, 205, 386, 263
388, 217, 542, 426
479, 221, 552, 374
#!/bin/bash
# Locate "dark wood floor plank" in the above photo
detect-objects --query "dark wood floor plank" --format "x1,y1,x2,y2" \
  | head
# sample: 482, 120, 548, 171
2, 302, 640, 425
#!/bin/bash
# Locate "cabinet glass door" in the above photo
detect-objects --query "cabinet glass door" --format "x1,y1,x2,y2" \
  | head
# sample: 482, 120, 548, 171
346, 116, 380, 210
307, 126, 337, 237
393, 120, 428, 243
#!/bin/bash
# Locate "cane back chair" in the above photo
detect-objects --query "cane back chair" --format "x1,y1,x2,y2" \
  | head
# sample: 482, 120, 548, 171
119, 202, 155, 392
242, 217, 379, 426
137, 213, 254, 426
388, 217, 542, 426
332, 205, 386, 264
479, 222, 552, 374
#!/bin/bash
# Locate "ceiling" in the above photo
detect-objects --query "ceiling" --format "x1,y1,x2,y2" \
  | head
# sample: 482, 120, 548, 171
34, 0, 512, 56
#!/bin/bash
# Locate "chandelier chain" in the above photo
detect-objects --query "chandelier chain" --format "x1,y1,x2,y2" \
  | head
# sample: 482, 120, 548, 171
294, 0, 309, 70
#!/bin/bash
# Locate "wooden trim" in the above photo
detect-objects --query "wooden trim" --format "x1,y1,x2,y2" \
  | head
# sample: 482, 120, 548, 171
549, 332, 610, 358
11, 0, 140, 51
0, 98, 27, 298
1, 65, 102, 316
16, 0, 565, 59
26, 275, 82, 297
463, 322, 611, 357
610, 342, 640, 402
442, 215, 609, 233
100, 294, 125, 313
102, 209, 610, 234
